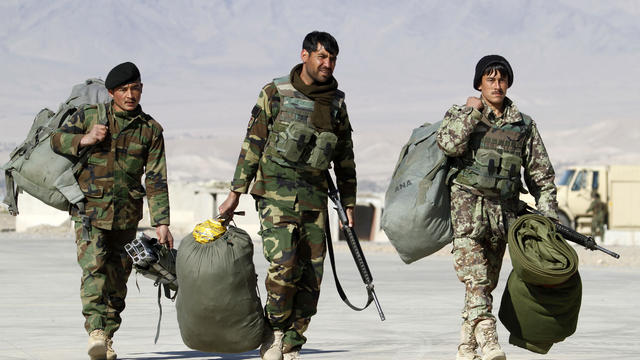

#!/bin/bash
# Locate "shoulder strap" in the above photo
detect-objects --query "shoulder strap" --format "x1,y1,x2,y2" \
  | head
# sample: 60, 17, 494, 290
2, 170, 18, 215
72, 103, 111, 174
324, 213, 374, 312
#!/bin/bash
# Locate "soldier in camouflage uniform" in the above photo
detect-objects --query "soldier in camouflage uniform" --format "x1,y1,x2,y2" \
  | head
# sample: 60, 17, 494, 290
436, 55, 558, 360
218, 31, 356, 360
586, 191, 607, 239
51, 62, 173, 360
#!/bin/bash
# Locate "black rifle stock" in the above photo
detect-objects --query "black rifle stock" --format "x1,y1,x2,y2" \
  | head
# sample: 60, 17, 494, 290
519, 201, 620, 259
325, 171, 385, 321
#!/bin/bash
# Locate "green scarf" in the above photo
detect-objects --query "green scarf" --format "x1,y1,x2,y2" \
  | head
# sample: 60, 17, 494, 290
289, 63, 338, 130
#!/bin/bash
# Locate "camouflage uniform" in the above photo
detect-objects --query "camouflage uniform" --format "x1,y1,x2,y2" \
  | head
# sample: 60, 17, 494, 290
51, 102, 170, 337
231, 77, 356, 351
436, 97, 558, 329
586, 197, 607, 238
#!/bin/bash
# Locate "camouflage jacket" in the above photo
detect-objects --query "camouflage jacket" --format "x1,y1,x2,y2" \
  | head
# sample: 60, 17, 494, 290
436, 97, 559, 218
586, 199, 607, 218
50, 102, 170, 230
230, 79, 356, 211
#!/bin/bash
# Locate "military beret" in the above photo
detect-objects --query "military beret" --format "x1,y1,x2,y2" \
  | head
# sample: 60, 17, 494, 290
105, 62, 141, 90
474, 55, 513, 90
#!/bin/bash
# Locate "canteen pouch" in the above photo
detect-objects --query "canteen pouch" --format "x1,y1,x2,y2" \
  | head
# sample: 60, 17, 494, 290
307, 131, 338, 170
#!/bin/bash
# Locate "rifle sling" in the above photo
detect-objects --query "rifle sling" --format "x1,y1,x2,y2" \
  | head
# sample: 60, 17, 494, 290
324, 213, 374, 312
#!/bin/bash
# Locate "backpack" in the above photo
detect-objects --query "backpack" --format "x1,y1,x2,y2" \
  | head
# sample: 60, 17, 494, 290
1, 79, 111, 215
381, 121, 453, 264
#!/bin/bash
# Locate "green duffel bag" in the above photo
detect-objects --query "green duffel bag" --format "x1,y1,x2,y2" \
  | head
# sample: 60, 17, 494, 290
176, 222, 264, 353
381, 121, 453, 264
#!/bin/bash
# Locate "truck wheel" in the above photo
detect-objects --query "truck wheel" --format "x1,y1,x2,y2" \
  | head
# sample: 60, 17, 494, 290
558, 212, 573, 229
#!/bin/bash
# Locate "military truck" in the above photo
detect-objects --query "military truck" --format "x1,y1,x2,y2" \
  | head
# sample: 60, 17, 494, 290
549, 165, 640, 234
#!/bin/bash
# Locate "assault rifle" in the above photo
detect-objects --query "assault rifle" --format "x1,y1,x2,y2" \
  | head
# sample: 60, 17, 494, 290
325, 171, 385, 321
519, 201, 620, 259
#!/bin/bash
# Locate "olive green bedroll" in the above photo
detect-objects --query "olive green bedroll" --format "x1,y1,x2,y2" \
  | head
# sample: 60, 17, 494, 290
499, 214, 582, 354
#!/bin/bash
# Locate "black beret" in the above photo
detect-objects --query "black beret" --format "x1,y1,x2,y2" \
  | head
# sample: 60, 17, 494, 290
473, 55, 513, 90
105, 62, 141, 90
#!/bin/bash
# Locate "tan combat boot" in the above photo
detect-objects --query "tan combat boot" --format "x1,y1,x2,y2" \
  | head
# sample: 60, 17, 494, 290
456, 321, 481, 360
475, 319, 506, 360
283, 350, 300, 360
87, 329, 107, 360
260, 326, 284, 360
106, 338, 117, 360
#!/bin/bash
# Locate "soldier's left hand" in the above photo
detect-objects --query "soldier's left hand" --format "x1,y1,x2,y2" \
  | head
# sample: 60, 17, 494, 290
156, 224, 174, 249
345, 206, 355, 228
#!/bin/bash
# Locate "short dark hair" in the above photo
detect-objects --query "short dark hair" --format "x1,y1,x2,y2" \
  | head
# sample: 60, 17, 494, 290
482, 63, 510, 81
302, 31, 339, 56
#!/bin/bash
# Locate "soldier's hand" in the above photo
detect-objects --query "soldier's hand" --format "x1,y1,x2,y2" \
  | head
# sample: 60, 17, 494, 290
466, 97, 483, 111
156, 224, 174, 249
80, 124, 108, 147
218, 191, 241, 222
340, 206, 355, 229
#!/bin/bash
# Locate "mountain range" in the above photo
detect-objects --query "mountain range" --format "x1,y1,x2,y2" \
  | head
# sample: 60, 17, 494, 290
1, 0, 638, 192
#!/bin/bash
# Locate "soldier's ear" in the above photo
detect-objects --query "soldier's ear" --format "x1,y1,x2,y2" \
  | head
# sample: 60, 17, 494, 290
301, 49, 310, 63
108, 89, 115, 98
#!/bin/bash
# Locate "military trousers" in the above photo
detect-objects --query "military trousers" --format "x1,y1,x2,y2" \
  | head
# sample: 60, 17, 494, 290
450, 185, 514, 324
257, 197, 327, 352
74, 222, 135, 337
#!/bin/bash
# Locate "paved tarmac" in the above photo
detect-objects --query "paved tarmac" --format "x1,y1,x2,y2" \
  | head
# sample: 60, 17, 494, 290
1, 232, 638, 360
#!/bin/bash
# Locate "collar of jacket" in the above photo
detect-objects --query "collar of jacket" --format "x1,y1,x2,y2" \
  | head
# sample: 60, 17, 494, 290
481, 96, 521, 124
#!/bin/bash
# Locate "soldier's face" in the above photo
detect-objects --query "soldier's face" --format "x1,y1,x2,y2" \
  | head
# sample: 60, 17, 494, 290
478, 70, 508, 109
109, 82, 143, 112
301, 43, 336, 84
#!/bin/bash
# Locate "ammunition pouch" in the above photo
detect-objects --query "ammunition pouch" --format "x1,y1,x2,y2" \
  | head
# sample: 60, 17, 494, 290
307, 131, 337, 170
274, 122, 315, 163
267, 125, 337, 171
455, 149, 523, 199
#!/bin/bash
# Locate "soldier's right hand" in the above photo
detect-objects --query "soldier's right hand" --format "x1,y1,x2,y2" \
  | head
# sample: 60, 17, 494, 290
218, 191, 241, 222
80, 124, 108, 147
466, 96, 483, 111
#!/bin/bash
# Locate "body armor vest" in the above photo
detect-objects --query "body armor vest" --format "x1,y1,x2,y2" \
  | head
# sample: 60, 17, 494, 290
264, 76, 345, 171
454, 113, 532, 199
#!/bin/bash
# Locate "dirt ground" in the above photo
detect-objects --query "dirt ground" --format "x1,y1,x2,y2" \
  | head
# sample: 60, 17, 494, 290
0, 210, 15, 232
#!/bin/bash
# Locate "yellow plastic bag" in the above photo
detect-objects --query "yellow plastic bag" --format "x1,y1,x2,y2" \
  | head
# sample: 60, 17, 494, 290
192, 219, 227, 244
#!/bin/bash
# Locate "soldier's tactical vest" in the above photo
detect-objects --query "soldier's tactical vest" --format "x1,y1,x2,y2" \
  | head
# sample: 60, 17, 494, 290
453, 113, 532, 199
264, 76, 345, 171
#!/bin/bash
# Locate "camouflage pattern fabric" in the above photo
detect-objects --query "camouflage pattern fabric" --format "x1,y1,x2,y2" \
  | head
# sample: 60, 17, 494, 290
230, 74, 356, 351
587, 199, 607, 237
74, 222, 135, 337
437, 98, 558, 218
437, 97, 558, 325
51, 102, 170, 229
230, 79, 356, 211
451, 184, 511, 323
257, 197, 326, 352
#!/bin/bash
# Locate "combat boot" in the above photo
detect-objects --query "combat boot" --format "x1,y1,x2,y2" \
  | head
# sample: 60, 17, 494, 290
87, 329, 107, 360
475, 319, 506, 360
260, 326, 284, 360
106, 338, 117, 360
456, 321, 481, 360
283, 350, 300, 360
